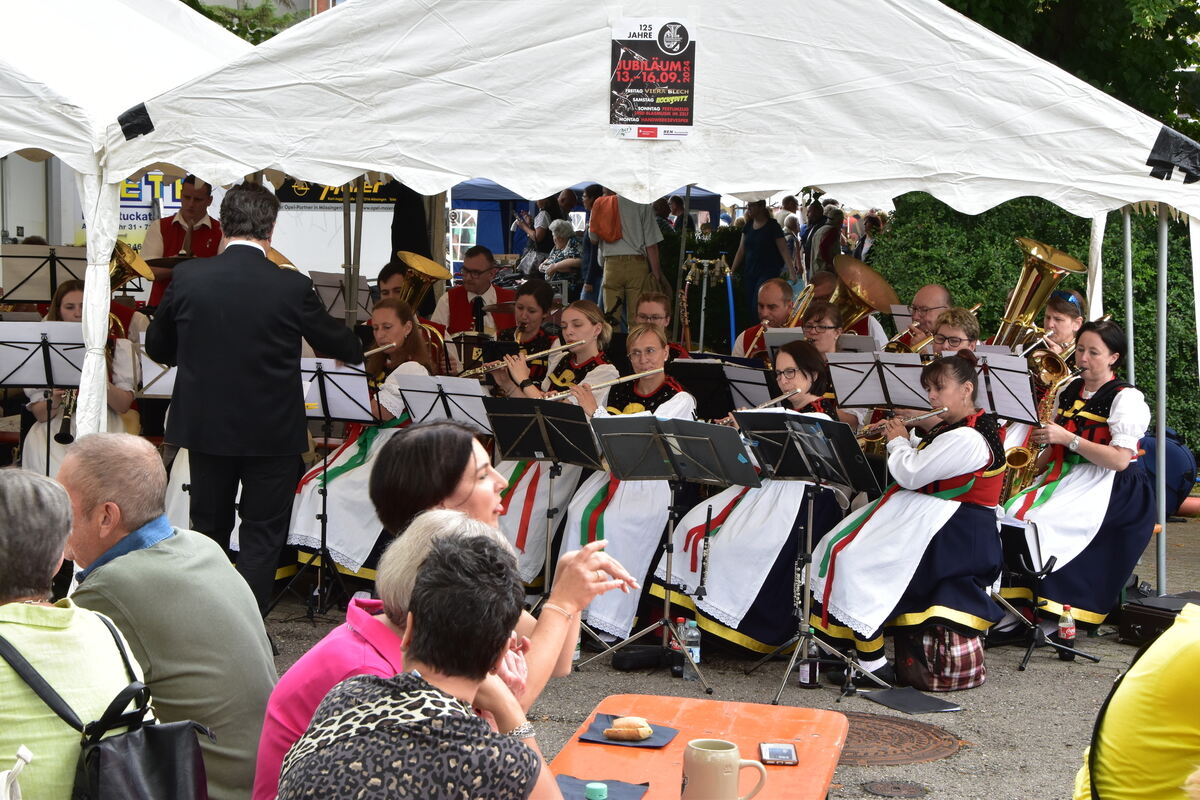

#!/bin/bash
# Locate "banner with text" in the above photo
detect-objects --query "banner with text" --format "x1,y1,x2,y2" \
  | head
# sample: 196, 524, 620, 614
610, 18, 694, 140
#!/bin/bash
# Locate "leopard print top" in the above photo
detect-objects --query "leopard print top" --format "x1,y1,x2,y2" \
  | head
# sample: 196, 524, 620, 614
276, 672, 540, 799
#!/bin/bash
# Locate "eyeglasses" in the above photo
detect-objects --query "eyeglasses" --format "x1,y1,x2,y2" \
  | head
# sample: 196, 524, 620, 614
774, 367, 804, 380
636, 314, 669, 323
629, 346, 661, 359
802, 323, 838, 332
461, 266, 495, 279
932, 334, 974, 348
909, 304, 947, 315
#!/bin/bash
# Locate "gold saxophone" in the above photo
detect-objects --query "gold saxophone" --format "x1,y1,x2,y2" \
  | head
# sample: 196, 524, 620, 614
999, 368, 1080, 502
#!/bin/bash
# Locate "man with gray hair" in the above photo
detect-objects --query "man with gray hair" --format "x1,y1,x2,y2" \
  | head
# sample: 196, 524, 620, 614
58, 433, 277, 800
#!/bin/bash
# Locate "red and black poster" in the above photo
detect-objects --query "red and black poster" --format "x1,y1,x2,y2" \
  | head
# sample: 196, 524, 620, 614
610, 18, 695, 139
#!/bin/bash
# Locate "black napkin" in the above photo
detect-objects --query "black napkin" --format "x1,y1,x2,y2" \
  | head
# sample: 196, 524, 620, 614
556, 775, 650, 799
577, 713, 679, 749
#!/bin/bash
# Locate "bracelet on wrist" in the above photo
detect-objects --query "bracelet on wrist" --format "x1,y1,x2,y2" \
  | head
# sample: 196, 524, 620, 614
518, 378, 537, 388
541, 602, 574, 620
504, 721, 535, 740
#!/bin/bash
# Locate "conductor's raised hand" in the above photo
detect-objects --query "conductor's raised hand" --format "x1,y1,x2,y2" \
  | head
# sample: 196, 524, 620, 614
549, 540, 639, 615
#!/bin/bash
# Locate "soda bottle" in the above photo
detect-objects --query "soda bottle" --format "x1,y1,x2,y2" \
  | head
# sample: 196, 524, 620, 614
797, 630, 821, 689
670, 617, 686, 678
682, 620, 702, 681
1057, 604, 1076, 662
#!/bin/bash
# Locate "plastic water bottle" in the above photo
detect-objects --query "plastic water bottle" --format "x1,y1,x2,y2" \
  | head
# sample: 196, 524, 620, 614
1058, 605, 1077, 662
682, 620, 702, 681
670, 617, 686, 677
584, 783, 608, 800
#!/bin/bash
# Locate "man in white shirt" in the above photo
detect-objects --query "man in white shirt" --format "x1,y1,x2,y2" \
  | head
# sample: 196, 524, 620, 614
430, 246, 516, 373
141, 175, 223, 307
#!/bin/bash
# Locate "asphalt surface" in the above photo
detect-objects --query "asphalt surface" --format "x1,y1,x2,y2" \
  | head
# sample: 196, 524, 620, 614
267, 519, 1198, 799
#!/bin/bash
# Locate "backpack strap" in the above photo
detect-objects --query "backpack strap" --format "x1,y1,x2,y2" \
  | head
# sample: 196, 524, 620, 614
0, 630, 85, 733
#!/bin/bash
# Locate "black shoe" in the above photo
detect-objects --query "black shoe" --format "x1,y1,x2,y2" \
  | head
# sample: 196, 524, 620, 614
985, 626, 1028, 649
852, 661, 897, 688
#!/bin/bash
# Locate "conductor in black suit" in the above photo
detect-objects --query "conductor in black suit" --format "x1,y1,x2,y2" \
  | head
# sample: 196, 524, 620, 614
146, 182, 363, 612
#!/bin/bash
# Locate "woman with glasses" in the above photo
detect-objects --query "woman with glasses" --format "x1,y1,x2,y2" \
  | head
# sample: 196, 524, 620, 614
810, 351, 1005, 689
560, 324, 696, 640
634, 291, 690, 360
653, 339, 848, 652
799, 302, 864, 428
930, 307, 980, 355
498, 301, 620, 584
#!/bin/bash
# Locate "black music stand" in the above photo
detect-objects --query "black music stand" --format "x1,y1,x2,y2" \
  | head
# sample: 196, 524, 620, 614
0, 322, 86, 475
973, 352, 1039, 425
483, 397, 604, 606
0, 244, 87, 303
270, 359, 378, 618
665, 359, 774, 422
578, 416, 762, 694
310, 270, 373, 322
389, 374, 491, 432
735, 409, 884, 703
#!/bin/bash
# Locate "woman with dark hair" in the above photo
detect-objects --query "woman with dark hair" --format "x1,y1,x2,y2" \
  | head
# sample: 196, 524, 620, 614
492, 279, 560, 396
513, 194, 565, 256
497, 300, 618, 584
654, 338, 847, 653
1041, 288, 1085, 355
22, 280, 137, 477
370, 298, 436, 418
1001, 319, 1153, 635
809, 351, 1005, 688
365, 421, 636, 723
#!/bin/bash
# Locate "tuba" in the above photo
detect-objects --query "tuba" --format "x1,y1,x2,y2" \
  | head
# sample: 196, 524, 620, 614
110, 240, 154, 292
830, 255, 900, 332
992, 237, 1087, 349
391, 250, 452, 312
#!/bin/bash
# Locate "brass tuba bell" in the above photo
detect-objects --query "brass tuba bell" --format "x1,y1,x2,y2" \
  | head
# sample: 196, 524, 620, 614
992, 237, 1086, 349
109, 240, 155, 292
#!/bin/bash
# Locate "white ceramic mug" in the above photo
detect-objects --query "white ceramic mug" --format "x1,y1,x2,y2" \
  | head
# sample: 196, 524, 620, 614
681, 738, 768, 800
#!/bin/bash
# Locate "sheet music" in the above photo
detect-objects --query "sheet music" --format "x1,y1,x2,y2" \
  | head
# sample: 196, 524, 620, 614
722, 363, 772, 408
300, 358, 376, 423
0, 322, 85, 387
890, 303, 913, 335
974, 352, 1038, 424
136, 333, 176, 397
390, 374, 491, 432
826, 351, 930, 409
309, 270, 373, 320
0, 244, 88, 303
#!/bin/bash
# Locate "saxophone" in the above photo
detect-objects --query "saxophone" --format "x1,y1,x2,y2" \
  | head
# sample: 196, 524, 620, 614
999, 369, 1078, 502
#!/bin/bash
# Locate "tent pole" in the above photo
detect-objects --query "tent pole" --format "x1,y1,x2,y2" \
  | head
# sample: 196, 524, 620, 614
347, 177, 365, 327
672, 184, 693, 343
341, 183, 353, 328
1123, 207, 1135, 384
1155, 203, 1168, 596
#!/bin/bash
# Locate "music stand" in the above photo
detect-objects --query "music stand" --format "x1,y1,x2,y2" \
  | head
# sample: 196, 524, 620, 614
665, 360, 737, 423
0, 244, 87, 302
0, 322, 85, 475
450, 331, 493, 375
973, 352, 1038, 425
388, 374, 491, 432
135, 333, 176, 399
890, 304, 913, 335
310, 270, 373, 322
825, 351, 931, 411
270, 359, 378, 617
735, 409, 886, 703
578, 416, 762, 694
483, 397, 604, 606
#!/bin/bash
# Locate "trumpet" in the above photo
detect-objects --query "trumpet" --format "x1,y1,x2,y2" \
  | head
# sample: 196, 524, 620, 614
458, 339, 589, 379
857, 407, 948, 439
363, 342, 396, 358
54, 390, 78, 445
542, 368, 664, 401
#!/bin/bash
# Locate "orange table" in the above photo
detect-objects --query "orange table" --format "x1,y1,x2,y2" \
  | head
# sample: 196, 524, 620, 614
551, 694, 848, 799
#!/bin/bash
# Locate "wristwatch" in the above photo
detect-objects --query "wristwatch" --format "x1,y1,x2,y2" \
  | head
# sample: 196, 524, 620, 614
518, 378, 537, 389
1068, 435, 1081, 452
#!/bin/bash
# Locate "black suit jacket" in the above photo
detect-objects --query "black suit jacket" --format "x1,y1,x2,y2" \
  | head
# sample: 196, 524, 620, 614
146, 243, 363, 457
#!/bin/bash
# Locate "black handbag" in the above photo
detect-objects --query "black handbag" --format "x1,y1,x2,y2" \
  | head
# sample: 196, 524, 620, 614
0, 614, 212, 800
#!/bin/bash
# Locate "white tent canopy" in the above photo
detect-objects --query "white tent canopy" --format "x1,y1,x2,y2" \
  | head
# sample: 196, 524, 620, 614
103, 0, 1200, 220
0, 0, 251, 436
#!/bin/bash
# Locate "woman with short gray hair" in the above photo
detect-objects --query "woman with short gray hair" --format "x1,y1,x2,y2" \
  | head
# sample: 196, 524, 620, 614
540, 217, 583, 299
0, 469, 147, 799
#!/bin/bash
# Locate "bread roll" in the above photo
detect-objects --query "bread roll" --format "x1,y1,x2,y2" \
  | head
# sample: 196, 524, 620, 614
603, 716, 653, 741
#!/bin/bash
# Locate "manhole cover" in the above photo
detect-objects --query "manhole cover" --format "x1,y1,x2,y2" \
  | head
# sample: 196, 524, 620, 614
862, 780, 929, 797
838, 711, 960, 766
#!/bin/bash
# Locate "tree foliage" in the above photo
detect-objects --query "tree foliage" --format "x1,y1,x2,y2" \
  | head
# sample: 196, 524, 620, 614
181, 0, 304, 44
872, 192, 1199, 446
943, 0, 1200, 137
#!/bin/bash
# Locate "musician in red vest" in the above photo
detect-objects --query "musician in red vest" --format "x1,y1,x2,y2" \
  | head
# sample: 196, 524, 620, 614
430, 245, 516, 372
141, 175, 223, 307
731, 278, 792, 359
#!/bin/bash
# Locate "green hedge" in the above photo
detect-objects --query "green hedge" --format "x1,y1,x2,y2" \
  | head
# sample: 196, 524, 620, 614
871, 192, 1198, 447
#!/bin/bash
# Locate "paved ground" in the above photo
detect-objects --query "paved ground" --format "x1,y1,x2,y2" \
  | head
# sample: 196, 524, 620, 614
267, 519, 1198, 800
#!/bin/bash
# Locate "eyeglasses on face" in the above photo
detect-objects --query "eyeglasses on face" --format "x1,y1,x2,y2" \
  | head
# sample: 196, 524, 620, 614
802, 323, 837, 332
932, 334, 973, 347
461, 267, 495, 278
636, 314, 669, 323
773, 367, 805, 380
909, 304, 947, 315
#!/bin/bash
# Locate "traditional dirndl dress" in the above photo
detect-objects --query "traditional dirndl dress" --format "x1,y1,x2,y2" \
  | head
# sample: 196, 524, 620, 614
651, 407, 847, 653
286, 361, 426, 572
497, 354, 618, 583
809, 411, 1006, 658
559, 380, 695, 639
1000, 378, 1153, 626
